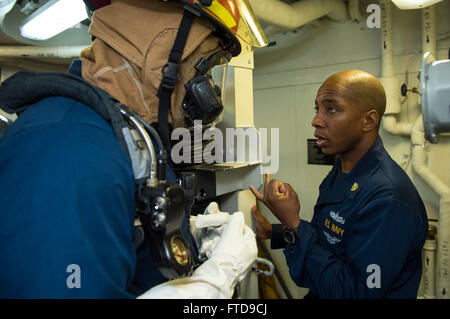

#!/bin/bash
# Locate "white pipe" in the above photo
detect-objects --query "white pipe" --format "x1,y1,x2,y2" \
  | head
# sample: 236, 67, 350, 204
379, 0, 411, 136
382, 115, 413, 135
411, 115, 450, 299
437, 198, 450, 298
248, 0, 348, 30
0, 46, 85, 58
380, 0, 395, 78
418, 6, 450, 299
0, 0, 16, 16
379, 1, 400, 111
411, 117, 449, 197
422, 6, 436, 57
379, 1, 450, 298
423, 234, 437, 299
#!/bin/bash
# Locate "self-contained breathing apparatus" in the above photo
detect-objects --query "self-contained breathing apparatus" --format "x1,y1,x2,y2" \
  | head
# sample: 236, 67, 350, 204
132, 5, 234, 278
133, 0, 267, 273
119, 104, 197, 279
0, 37, 232, 280
0, 70, 198, 279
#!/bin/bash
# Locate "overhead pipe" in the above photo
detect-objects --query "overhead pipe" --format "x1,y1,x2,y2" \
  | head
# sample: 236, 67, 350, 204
0, 0, 16, 16
379, 0, 412, 136
0, 46, 85, 58
248, 0, 348, 31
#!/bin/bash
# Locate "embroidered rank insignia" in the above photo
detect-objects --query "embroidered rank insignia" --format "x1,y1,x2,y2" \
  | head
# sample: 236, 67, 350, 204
351, 182, 359, 192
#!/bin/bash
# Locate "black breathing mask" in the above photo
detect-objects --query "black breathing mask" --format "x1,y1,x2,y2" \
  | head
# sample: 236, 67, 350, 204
157, 7, 234, 153
182, 51, 232, 125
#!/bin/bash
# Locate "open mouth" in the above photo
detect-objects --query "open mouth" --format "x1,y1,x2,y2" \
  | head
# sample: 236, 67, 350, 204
315, 133, 329, 147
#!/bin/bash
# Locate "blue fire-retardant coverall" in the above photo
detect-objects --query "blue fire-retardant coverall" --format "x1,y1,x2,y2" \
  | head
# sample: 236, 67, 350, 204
271, 137, 428, 298
0, 61, 192, 298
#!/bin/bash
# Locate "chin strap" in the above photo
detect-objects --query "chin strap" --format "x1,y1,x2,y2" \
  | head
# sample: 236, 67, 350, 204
158, 8, 197, 153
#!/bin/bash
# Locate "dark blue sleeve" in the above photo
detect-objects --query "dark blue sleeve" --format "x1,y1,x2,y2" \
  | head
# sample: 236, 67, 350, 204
0, 97, 137, 298
284, 199, 419, 298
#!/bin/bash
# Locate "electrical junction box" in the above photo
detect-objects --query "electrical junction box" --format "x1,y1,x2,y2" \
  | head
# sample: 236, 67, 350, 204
420, 52, 450, 143
307, 139, 336, 165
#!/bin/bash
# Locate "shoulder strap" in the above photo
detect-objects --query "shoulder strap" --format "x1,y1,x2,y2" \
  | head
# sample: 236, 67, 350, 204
158, 8, 197, 153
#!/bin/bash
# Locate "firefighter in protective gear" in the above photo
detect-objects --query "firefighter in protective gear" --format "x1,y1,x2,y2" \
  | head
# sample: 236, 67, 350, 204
0, 0, 267, 298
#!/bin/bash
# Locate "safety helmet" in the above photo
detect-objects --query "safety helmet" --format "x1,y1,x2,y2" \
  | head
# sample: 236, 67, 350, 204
83, 0, 267, 57
82, 0, 267, 151
177, 0, 268, 56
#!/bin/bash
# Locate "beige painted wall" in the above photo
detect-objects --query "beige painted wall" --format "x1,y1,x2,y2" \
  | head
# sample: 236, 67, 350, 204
253, 0, 450, 299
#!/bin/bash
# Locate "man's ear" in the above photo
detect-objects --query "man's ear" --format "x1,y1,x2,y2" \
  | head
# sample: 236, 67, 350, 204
362, 109, 379, 132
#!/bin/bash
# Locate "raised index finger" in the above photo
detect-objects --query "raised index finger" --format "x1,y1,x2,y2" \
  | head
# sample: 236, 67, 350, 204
249, 184, 264, 201
264, 169, 271, 188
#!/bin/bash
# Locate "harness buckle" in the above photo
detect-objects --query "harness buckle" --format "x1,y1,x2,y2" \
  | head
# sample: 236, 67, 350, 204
160, 62, 179, 92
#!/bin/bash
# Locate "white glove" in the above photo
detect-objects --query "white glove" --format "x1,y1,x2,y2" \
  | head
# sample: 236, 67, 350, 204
138, 211, 257, 299
208, 211, 257, 282
189, 202, 230, 261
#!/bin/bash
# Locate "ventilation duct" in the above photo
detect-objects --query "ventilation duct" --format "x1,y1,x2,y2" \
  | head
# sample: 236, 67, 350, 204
248, 0, 348, 31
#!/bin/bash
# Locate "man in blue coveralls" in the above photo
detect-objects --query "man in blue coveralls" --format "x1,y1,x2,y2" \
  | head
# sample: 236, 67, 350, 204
250, 69, 428, 298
